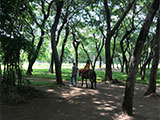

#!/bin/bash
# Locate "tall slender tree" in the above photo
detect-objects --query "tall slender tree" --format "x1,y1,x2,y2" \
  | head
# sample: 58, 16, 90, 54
49, 4, 70, 73
26, 0, 54, 75
72, 28, 80, 67
144, 9, 160, 96
60, 24, 70, 67
103, 0, 136, 81
50, 1, 64, 84
122, 0, 159, 115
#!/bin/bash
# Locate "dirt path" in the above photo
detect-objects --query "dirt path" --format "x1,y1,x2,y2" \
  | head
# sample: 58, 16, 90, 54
1, 79, 160, 120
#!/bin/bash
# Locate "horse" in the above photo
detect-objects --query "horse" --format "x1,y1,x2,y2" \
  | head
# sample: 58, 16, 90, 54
79, 69, 96, 89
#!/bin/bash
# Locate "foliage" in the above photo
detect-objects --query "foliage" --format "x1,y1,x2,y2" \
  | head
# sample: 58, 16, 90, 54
0, 0, 33, 103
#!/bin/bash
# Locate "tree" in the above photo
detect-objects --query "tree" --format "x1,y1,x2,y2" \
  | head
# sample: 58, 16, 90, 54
0, 0, 32, 103
60, 24, 70, 67
50, 1, 64, 84
80, 29, 105, 70
71, 27, 80, 67
49, 3, 70, 73
103, 0, 136, 81
144, 10, 160, 96
26, 0, 54, 75
122, 0, 159, 115
140, 37, 154, 80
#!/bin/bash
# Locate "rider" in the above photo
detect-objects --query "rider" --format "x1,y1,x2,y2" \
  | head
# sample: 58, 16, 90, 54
80, 60, 90, 73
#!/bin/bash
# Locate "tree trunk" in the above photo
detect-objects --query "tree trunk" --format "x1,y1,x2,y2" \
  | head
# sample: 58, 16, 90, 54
27, 1, 54, 75
103, 0, 136, 81
140, 37, 154, 80
120, 30, 133, 73
50, 1, 64, 84
49, 54, 54, 73
74, 46, 79, 67
0, 64, 2, 82
122, 0, 159, 115
71, 28, 80, 67
118, 57, 123, 70
81, 42, 92, 68
73, 41, 80, 67
99, 56, 102, 68
93, 37, 105, 70
26, 30, 45, 75
111, 33, 118, 69
144, 10, 160, 96
140, 55, 152, 80
60, 24, 69, 67
49, 12, 68, 73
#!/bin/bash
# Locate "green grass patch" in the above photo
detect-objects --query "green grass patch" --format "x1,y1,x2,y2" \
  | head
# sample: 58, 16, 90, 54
136, 68, 160, 85
23, 67, 160, 86
28, 80, 63, 88
30, 80, 55, 87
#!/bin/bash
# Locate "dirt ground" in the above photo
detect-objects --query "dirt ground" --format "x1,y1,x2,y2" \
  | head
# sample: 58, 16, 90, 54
1, 78, 160, 120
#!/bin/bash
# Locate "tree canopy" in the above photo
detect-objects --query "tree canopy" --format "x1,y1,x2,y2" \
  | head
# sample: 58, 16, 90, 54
0, 0, 159, 117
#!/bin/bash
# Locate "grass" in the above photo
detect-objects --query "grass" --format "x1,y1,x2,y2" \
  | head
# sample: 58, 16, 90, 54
1, 62, 159, 88
29, 80, 62, 88
23, 63, 160, 86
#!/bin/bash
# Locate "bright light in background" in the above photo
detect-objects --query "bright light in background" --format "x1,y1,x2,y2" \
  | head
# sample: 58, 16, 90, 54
46, 89, 54, 92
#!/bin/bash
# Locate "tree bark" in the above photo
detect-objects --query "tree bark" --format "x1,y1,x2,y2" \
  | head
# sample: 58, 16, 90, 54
99, 56, 102, 68
95, 39, 103, 69
122, 0, 159, 115
26, 30, 45, 75
140, 44, 153, 80
93, 37, 105, 70
74, 43, 79, 67
49, 54, 54, 73
103, 0, 136, 81
71, 28, 80, 67
49, 10, 68, 73
50, 1, 64, 84
111, 33, 118, 67
120, 30, 133, 73
144, 10, 160, 96
0, 64, 2, 82
81, 42, 91, 65
60, 24, 69, 67
27, 0, 54, 75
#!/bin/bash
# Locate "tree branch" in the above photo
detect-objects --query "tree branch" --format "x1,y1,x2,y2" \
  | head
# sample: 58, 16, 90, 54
112, 0, 137, 35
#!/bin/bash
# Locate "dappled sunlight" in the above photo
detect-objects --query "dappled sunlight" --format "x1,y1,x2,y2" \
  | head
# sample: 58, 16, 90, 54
99, 112, 109, 116
21, 78, 160, 120
97, 105, 115, 111
113, 113, 134, 120
93, 98, 117, 111
3, 79, 159, 120
93, 100, 101, 104
46, 89, 55, 93
118, 85, 125, 88
92, 94, 121, 117
139, 104, 144, 107
108, 100, 114, 104
110, 84, 121, 87
60, 87, 99, 98
134, 83, 148, 91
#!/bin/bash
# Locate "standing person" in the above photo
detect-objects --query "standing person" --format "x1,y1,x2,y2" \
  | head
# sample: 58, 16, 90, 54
70, 63, 78, 87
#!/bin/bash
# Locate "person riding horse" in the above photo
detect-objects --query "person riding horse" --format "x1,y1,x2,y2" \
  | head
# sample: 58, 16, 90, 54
79, 60, 90, 73
79, 60, 96, 89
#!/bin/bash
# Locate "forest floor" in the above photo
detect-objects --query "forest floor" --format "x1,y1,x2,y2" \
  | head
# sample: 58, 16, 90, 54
1, 78, 160, 120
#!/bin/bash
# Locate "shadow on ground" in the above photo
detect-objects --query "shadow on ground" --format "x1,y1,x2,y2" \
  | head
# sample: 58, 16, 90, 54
1, 80, 160, 120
